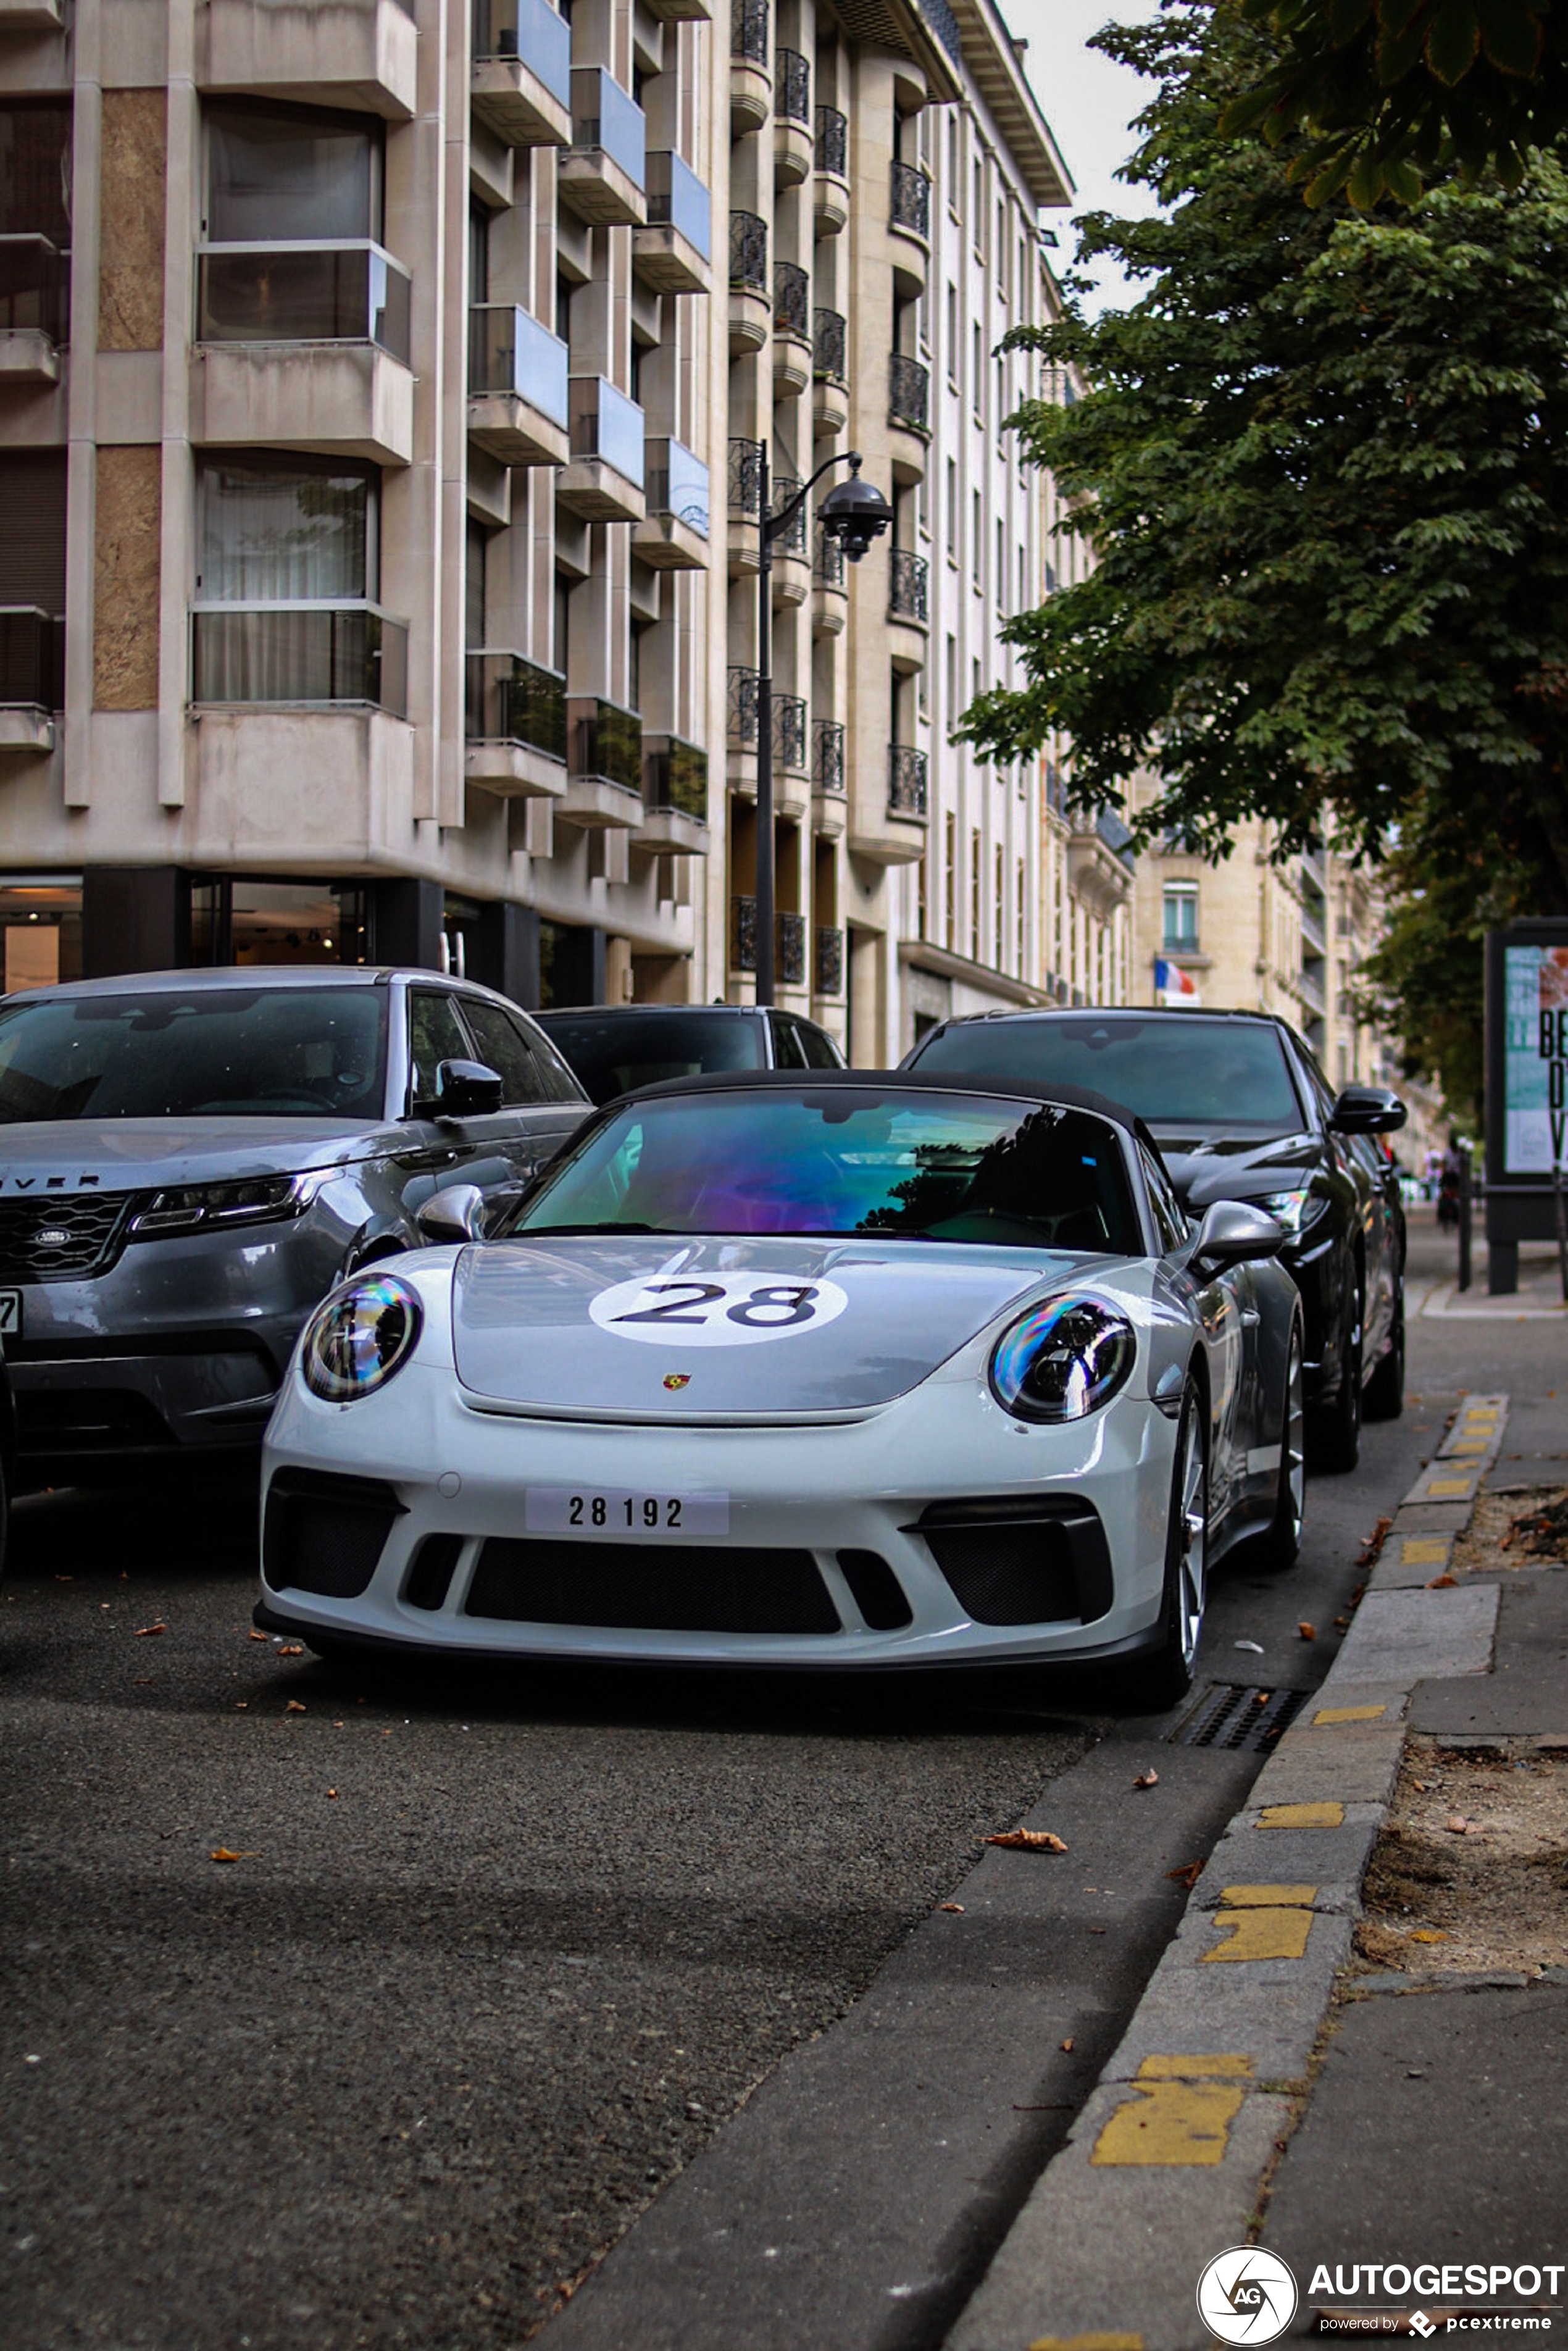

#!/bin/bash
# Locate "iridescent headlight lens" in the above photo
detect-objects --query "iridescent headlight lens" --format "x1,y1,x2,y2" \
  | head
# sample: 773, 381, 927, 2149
990, 1294, 1136, 1424
301, 1274, 423, 1404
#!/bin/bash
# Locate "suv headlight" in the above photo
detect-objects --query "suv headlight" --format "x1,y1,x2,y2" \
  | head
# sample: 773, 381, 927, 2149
1257, 1187, 1328, 1239
301, 1274, 423, 1404
990, 1294, 1136, 1424
129, 1173, 319, 1237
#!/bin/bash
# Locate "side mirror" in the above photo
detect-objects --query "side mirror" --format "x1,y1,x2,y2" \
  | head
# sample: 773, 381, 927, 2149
416, 1182, 487, 1245
434, 1059, 503, 1119
1330, 1085, 1406, 1135
1192, 1200, 1285, 1271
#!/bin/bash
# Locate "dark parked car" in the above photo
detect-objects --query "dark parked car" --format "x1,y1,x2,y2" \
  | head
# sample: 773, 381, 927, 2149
901, 1008, 1406, 1471
0, 967, 590, 1482
533, 1002, 845, 1105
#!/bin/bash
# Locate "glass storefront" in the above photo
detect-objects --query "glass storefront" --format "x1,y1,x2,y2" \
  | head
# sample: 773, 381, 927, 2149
189, 878, 371, 966
0, 875, 82, 992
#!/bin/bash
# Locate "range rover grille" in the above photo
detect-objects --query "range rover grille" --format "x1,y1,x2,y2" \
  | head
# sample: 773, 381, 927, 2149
0, 1192, 135, 1283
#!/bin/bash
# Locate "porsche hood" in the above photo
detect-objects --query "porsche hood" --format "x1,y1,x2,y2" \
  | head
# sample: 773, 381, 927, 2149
449, 1235, 1107, 1416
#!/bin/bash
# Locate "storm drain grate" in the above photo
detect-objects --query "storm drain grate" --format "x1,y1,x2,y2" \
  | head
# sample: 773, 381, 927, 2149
1171, 1682, 1310, 1752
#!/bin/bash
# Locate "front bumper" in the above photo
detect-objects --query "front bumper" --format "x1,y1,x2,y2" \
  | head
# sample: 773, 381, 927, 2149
257, 1363, 1175, 1671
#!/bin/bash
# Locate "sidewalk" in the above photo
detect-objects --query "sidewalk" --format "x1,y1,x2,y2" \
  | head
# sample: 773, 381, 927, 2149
1419, 1239, 1567, 1318
947, 1393, 1568, 2349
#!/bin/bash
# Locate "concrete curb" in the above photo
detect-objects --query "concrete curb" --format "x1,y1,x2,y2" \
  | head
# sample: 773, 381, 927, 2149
945, 1397, 1511, 2351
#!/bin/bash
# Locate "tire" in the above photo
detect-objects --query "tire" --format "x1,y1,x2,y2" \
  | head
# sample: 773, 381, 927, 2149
1262, 1314, 1306, 1569
1363, 1284, 1406, 1422
1311, 1290, 1362, 1474
1132, 1384, 1209, 1710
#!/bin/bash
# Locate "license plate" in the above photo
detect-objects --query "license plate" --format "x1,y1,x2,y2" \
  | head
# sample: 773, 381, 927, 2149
0, 1290, 20, 1338
525, 1486, 730, 1537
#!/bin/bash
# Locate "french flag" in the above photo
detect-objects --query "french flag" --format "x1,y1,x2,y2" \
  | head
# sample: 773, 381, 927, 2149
1154, 959, 1200, 1003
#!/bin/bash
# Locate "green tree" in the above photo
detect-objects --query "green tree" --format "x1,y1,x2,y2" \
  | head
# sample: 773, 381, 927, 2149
964, 0, 1568, 930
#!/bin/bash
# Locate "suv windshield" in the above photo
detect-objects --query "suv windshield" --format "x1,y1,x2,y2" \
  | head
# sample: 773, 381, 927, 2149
0, 988, 388, 1122
536, 1011, 764, 1105
506, 1087, 1139, 1253
912, 1017, 1305, 1132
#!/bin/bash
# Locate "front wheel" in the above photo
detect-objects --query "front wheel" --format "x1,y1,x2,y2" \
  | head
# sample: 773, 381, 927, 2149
1363, 1285, 1406, 1422
1311, 1293, 1362, 1474
1132, 1385, 1209, 1710
1262, 1314, 1306, 1569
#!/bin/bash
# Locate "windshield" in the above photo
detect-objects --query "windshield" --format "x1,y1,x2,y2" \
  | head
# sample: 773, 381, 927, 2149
911, 1017, 1305, 1132
536, 1011, 764, 1105
504, 1088, 1140, 1253
0, 988, 388, 1122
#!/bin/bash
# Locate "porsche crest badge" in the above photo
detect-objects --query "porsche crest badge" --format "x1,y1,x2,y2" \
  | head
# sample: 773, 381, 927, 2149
662, 1373, 692, 1390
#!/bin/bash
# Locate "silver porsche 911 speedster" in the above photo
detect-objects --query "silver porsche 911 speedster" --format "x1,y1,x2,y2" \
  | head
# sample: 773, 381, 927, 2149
255, 1072, 1306, 1703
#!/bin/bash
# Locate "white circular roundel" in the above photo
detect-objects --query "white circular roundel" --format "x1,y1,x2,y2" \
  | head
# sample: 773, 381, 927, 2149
589, 1271, 849, 1348
1196, 2248, 1298, 2345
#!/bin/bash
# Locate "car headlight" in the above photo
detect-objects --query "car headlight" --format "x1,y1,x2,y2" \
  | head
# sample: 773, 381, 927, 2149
989, 1293, 1136, 1424
300, 1274, 423, 1404
129, 1172, 319, 1237
1256, 1187, 1328, 1239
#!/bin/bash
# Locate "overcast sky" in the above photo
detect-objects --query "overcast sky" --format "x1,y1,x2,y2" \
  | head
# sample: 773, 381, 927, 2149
999, 0, 1164, 314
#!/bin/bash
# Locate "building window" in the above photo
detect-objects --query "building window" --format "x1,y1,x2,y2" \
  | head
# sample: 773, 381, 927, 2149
946, 283, 958, 385
1162, 881, 1199, 951
972, 488, 982, 574
465, 517, 487, 651
946, 459, 957, 559
947, 111, 959, 209
944, 812, 957, 950
189, 877, 371, 966
994, 840, 1004, 969
1, 876, 81, 992
972, 320, 983, 418
945, 632, 957, 719
0, 448, 67, 711
205, 101, 383, 242
996, 517, 1005, 608
970, 827, 982, 961
1016, 854, 1025, 976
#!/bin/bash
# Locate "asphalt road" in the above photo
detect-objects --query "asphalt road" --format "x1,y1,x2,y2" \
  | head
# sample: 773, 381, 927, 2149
0, 1209, 1476, 2351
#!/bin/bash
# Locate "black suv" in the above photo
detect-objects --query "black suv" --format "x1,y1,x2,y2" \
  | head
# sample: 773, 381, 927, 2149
534, 1003, 844, 1106
901, 1008, 1406, 1471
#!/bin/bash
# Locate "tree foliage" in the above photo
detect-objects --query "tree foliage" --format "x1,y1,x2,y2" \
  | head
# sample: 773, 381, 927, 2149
1222, 0, 1567, 209
964, 0, 1568, 928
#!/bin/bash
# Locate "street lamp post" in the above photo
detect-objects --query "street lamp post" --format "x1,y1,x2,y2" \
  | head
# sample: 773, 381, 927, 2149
753, 448, 891, 1008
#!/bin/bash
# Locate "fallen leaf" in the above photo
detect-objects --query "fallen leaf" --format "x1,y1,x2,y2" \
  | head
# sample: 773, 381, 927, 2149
1298, 1622, 1316, 1640
248, 1629, 269, 1643
1426, 1574, 1458, 1589
985, 1828, 1068, 1853
209, 1848, 258, 1863
937, 1902, 964, 1913
285, 1700, 306, 1714
1445, 1814, 1474, 1835
1408, 1929, 1449, 1943
1333, 1616, 1350, 1629
1060, 2037, 1074, 2052
1132, 1768, 1159, 1789
133, 1622, 167, 1639
327, 1788, 339, 1800
235, 1702, 248, 1711
132, 1677, 152, 1685
1166, 1860, 1203, 1888
1356, 1516, 1393, 1566
278, 1643, 305, 1657
53, 1575, 72, 1582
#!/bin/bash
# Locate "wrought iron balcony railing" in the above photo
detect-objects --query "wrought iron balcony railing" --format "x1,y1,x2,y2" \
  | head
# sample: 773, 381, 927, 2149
775, 46, 809, 122
727, 664, 761, 746
888, 743, 928, 819
464, 650, 567, 759
777, 910, 806, 987
812, 306, 846, 384
888, 548, 928, 624
191, 603, 409, 717
888, 351, 929, 433
814, 525, 846, 589
729, 209, 767, 291
814, 104, 846, 177
0, 235, 67, 343
770, 477, 806, 556
774, 259, 809, 336
814, 924, 844, 997
728, 436, 764, 519
471, 0, 571, 102
643, 735, 709, 819
644, 151, 712, 259
196, 241, 412, 363
812, 718, 844, 794
889, 159, 932, 239
467, 303, 569, 420
731, 893, 757, 971
731, 0, 768, 63
771, 693, 807, 769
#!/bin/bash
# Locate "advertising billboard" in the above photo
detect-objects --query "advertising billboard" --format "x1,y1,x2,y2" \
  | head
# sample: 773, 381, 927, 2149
1484, 921, 1568, 1289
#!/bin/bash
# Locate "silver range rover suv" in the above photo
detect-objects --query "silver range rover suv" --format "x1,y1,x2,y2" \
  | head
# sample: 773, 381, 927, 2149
0, 967, 590, 1484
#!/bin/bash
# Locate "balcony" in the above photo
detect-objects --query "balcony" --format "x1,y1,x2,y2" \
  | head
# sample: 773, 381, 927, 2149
1067, 809, 1136, 917
814, 106, 849, 236
470, 0, 571, 146
634, 438, 711, 570
193, 242, 414, 464
467, 304, 569, 466
201, 0, 418, 123
730, 898, 806, 987
889, 158, 932, 243
769, 476, 809, 607
888, 744, 928, 818
730, 0, 771, 132
633, 152, 711, 296
813, 718, 844, 797
560, 68, 646, 227
774, 48, 811, 185
0, 237, 67, 385
191, 603, 409, 717
0, 608, 62, 756
728, 210, 769, 355
636, 733, 710, 854
812, 523, 846, 635
727, 662, 761, 787
564, 695, 643, 827
464, 650, 568, 798
772, 693, 807, 768
888, 546, 928, 670
773, 261, 811, 398
644, 0, 710, 22
558, 375, 645, 522
888, 352, 930, 480
812, 306, 847, 435
727, 436, 764, 576
0, 0, 62, 23
1299, 899, 1327, 957
814, 923, 844, 998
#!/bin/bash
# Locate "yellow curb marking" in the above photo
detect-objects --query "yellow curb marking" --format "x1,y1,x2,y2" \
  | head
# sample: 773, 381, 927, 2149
1449, 1440, 1490, 1456
1314, 1704, 1388, 1725
1259, 1800, 1345, 1828
1400, 1538, 1450, 1565
1426, 1477, 1476, 1498
1090, 2057, 1252, 2167
1219, 1883, 1317, 1908
1202, 1907, 1314, 1962
1028, 2337, 1145, 2350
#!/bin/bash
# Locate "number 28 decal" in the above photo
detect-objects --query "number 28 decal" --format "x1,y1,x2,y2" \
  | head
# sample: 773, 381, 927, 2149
588, 1271, 849, 1347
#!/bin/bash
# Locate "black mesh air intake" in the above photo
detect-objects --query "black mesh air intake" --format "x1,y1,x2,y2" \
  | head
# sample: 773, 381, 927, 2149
466, 1540, 841, 1634
914, 1497, 1112, 1627
263, 1469, 404, 1600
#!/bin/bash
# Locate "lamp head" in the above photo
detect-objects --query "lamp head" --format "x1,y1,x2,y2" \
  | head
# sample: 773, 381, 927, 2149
819, 453, 893, 563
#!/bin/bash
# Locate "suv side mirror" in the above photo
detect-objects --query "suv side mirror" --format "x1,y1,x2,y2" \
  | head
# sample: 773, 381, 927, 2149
1191, 1200, 1285, 1271
415, 1182, 487, 1245
434, 1059, 503, 1119
1330, 1085, 1406, 1135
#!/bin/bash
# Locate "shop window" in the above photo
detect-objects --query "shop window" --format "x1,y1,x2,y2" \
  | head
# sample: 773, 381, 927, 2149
1, 875, 81, 991
189, 877, 371, 965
